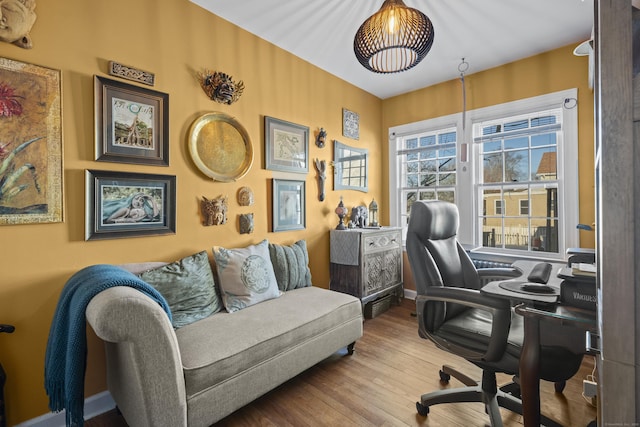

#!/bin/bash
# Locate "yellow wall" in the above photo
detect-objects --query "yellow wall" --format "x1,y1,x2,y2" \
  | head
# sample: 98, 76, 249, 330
0, 1, 595, 424
383, 46, 595, 292
0, 0, 382, 423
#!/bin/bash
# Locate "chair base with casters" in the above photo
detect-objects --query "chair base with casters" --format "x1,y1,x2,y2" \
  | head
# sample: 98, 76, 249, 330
415, 366, 564, 427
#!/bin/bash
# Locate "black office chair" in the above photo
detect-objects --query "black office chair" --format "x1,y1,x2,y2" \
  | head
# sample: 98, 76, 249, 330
406, 200, 583, 426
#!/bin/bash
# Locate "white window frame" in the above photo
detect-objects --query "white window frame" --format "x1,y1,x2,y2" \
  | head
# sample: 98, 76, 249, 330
389, 89, 579, 261
495, 199, 504, 215
519, 199, 529, 216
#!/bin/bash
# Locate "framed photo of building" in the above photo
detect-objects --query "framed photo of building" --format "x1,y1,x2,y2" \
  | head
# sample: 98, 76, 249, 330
0, 57, 63, 225
264, 116, 309, 173
95, 76, 169, 166
272, 179, 305, 232
85, 169, 176, 240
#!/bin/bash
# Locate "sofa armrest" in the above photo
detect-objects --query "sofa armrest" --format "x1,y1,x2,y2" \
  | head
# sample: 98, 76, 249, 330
86, 286, 187, 427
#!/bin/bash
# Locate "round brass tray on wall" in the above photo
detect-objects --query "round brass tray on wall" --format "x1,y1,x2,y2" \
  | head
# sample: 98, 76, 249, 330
188, 112, 253, 181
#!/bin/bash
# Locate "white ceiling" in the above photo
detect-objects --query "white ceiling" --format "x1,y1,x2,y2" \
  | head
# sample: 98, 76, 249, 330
190, 0, 594, 99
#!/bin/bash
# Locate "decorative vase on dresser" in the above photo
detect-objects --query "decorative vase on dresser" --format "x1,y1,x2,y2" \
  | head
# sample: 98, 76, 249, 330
329, 227, 403, 317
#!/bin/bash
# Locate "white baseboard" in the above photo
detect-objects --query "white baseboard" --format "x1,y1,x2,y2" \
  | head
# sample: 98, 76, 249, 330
16, 391, 115, 427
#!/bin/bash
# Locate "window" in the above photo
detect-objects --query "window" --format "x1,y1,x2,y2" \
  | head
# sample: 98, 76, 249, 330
391, 124, 457, 239
389, 89, 579, 260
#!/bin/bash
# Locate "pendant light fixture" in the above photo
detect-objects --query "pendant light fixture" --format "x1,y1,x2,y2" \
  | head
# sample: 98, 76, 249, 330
353, 0, 435, 73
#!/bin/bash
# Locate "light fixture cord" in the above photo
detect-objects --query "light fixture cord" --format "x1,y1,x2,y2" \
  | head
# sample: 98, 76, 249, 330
458, 58, 469, 131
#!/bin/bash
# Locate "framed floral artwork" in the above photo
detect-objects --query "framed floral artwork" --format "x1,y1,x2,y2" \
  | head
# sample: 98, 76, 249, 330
0, 57, 63, 225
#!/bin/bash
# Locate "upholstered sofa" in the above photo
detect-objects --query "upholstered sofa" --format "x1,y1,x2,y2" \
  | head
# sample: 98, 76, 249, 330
85, 240, 363, 427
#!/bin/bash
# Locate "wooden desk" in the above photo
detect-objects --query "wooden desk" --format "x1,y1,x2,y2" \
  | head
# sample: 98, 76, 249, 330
481, 261, 597, 427
515, 304, 597, 427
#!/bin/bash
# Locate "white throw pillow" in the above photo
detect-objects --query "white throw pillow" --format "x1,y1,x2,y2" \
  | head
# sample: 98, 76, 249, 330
212, 240, 281, 312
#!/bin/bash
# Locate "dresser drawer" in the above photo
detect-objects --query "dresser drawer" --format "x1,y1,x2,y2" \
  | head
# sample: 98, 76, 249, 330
363, 232, 401, 253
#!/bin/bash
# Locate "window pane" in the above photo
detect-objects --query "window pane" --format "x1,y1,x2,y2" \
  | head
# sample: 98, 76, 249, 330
483, 153, 503, 183
406, 162, 418, 173
406, 138, 418, 149
439, 148, 456, 157
406, 174, 418, 187
505, 150, 529, 182
483, 189, 502, 215
483, 140, 501, 153
502, 217, 529, 251
420, 135, 435, 146
531, 133, 556, 147
439, 158, 455, 172
420, 174, 436, 187
504, 119, 528, 132
531, 147, 557, 180
439, 131, 456, 144
419, 191, 435, 200
504, 136, 528, 150
438, 191, 455, 203
440, 172, 456, 185
420, 149, 435, 160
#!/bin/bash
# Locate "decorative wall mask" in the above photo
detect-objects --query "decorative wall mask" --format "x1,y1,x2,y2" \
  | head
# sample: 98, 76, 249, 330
202, 195, 228, 226
239, 213, 254, 234
237, 186, 254, 206
314, 159, 326, 201
316, 127, 327, 148
198, 69, 244, 105
0, 0, 37, 49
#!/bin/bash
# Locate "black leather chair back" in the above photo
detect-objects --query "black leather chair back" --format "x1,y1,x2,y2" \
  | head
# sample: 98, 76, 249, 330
407, 200, 481, 329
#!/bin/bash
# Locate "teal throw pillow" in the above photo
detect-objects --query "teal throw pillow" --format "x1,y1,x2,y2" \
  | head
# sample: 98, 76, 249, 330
212, 240, 281, 313
138, 251, 222, 328
268, 240, 312, 291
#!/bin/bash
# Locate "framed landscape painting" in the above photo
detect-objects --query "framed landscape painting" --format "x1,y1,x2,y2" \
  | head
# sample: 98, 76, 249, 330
86, 169, 176, 240
0, 57, 63, 225
95, 75, 169, 166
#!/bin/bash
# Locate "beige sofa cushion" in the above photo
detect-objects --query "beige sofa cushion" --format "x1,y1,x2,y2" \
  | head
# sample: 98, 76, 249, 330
175, 286, 362, 398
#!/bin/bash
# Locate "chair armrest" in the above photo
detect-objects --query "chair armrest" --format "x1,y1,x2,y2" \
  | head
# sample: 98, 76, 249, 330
86, 287, 187, 427
416, 287, 512, 362
477, 267, 522, 286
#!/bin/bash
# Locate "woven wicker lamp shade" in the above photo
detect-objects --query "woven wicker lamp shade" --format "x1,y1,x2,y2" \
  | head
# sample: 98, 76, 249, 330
354, 0, 434, 73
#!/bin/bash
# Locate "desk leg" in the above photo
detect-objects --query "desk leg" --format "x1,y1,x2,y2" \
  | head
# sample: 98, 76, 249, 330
520, 314, 541, 427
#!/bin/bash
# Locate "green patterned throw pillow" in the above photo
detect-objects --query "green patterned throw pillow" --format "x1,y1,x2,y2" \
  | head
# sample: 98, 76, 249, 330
138, 251, 222, 328
268, 240, 312, 291
212, 239, 281, 312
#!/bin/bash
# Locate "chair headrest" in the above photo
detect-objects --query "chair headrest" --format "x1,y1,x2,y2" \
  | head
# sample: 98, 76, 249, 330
408, 200, 459, 241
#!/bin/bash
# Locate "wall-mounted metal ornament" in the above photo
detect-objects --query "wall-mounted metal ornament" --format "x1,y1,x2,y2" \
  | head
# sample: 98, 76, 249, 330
237, 186, 254, 206
239, 213, 254, 234
109, 61, 155, 86
201, 195, 228, 226
198, 69, 244, 105
316, 128, 327, 148
314, 159, 327, 201
0, 0, 37, 49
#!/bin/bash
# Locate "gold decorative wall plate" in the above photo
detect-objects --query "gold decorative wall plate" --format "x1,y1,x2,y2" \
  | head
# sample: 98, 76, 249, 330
188, 112, 253, 181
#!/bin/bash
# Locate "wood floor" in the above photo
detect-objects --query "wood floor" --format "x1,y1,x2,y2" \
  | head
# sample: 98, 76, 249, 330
86, 299, 597, 426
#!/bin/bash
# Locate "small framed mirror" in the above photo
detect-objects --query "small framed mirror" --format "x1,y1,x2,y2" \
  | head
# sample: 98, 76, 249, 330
333, 140, 368, 192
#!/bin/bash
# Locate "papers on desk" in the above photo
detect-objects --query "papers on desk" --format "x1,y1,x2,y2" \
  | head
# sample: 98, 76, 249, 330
571, 262, 596, 278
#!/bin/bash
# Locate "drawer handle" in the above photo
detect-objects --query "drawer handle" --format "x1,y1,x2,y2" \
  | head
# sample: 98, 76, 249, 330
369, 242, 374, 246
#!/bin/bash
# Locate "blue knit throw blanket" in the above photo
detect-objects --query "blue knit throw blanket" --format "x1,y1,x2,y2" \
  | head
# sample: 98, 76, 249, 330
44, 264, 172, 427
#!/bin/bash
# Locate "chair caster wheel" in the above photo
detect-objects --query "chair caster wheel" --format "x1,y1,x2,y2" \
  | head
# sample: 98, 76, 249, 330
416, 402, 429, 416
439, 370, 451, 383
554, 381, 566, 393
